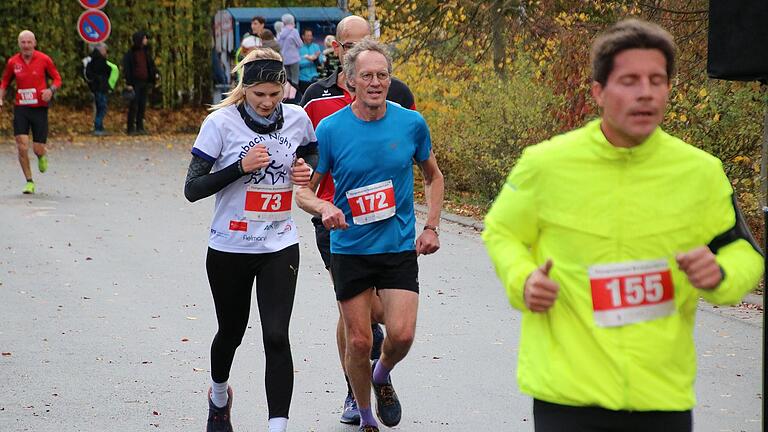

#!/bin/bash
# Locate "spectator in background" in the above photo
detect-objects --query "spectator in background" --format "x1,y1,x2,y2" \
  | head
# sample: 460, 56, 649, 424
261, 29, 281, 54
123, 31, 157, 135
236, 35, 259, 64
318, 35, 340, 79
274, 21, 284, 40
244, 15, 266, 44
298, 28, 324, 94
277, 13, 302, 88
85, 42, 111, 136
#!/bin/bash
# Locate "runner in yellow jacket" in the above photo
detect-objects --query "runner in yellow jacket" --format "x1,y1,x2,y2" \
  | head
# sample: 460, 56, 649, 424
483, 19, 764, 432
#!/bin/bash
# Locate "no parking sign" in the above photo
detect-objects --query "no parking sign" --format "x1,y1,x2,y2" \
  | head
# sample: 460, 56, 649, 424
77, 9, 111, 43
78, 0, 108, 9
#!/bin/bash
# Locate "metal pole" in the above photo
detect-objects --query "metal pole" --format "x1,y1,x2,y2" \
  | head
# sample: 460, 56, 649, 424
761, 102, 767, 208
763, 204, 766, 432
367, 0, 379, 38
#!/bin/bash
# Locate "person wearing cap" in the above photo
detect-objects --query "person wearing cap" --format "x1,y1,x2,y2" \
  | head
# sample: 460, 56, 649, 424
85, 42, 111, 136
184, 47, 316, 432
235, 35, 259, 65
122, 31, 157, 135
482, 18, 764, 432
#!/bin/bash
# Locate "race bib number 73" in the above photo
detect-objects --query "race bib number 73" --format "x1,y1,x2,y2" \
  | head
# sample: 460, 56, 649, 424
244, 183, 292, 221
589, 259, 675, 328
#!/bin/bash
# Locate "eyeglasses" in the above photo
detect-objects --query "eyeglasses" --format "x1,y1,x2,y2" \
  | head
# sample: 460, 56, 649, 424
339, 42, 356, 50
359, 71, 391, 82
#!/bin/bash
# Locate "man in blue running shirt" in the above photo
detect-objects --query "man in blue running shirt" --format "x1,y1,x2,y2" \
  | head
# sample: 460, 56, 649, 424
297, 37, 444, 432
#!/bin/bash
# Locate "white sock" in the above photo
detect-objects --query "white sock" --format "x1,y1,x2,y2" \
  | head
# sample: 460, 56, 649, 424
210, 380, 229, 408
268, 416, 288, 432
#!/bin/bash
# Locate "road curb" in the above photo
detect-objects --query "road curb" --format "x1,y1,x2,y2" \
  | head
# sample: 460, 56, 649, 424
414, 203, 484, 231
416, 205, 764, 309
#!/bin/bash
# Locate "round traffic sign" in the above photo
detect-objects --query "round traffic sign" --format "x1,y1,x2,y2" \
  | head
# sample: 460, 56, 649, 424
78, 0, 108, 9
77, 9, 111, 44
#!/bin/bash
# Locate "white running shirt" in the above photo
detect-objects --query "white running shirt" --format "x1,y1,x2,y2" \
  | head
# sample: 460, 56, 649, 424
192, 103, 316, 254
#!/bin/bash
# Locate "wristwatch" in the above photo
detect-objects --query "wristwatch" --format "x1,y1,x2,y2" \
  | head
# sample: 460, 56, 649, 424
423, 224, 439, 236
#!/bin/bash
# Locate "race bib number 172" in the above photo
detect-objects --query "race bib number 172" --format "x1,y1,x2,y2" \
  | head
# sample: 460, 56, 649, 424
589, 259, 675, 328
345, 179, 396, 225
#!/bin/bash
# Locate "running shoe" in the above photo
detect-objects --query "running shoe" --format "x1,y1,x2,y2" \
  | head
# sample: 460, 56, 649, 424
22, 181, 35, 195
38, 155, 48, 173
370, 323, 384, 361
340, 392, 361, 424
207, 386, 234, 432
358, 425, 380, 432
371, 360, 401, 427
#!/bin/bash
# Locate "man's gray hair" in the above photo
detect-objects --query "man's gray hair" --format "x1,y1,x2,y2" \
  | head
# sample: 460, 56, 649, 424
90, 42, 107, 51
281, 14, 295, 25
342, 37, 392, 85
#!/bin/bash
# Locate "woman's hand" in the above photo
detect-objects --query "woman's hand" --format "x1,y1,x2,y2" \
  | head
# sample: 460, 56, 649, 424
241, 144, 270, 172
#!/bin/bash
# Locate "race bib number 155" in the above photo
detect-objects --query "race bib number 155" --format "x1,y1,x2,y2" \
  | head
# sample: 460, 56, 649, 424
589, 259, 675, 328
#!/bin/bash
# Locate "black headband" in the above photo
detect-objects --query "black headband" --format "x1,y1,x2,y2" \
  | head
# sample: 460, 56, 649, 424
242, 59, 285, 85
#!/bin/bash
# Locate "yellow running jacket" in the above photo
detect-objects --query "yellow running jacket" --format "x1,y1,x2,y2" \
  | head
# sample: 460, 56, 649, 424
482, 119, 764, 411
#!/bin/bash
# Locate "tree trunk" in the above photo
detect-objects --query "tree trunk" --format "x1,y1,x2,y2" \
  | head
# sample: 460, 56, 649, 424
492, 0, 506, 78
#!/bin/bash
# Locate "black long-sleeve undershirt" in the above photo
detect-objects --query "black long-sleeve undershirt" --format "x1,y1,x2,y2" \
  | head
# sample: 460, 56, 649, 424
183, 155, 243, 202
184, 144, 318, 203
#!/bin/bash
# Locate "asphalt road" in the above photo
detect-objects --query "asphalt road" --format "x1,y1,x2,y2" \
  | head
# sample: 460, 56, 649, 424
0, 137, 763, 432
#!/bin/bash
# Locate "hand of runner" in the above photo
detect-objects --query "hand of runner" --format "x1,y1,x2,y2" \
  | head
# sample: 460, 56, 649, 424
291, 158, 312, 186
41, 88, 53, 102
241, 144, 270, 172
416, 229, 439, 256
524, 259, 559, 312
321, 202, 348, 231
675, 246, 722, 290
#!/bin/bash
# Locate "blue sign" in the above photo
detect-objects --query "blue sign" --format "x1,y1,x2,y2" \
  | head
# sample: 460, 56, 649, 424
78, 0, 108, 9
77, 9, 111, 43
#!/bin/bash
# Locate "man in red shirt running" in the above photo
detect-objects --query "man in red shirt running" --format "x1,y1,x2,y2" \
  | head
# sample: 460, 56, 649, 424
0, 30, 62, 194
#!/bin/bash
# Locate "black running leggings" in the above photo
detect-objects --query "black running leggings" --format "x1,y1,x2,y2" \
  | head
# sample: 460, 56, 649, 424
533, 399, 692, 432
206, 244, 299, 419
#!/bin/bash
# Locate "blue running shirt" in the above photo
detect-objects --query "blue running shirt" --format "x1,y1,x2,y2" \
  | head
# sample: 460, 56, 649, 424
315, 101, 432, 255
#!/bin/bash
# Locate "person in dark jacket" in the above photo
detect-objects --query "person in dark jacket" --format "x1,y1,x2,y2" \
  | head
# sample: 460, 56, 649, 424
122, 31, 157, 135
86, 42, 111, 136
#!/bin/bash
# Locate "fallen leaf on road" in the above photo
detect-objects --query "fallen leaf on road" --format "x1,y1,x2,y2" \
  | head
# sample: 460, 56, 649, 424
192, 367, 205, 372
1, 352, 11, 356
181, 337, 189, 342
185, 316, 197, 320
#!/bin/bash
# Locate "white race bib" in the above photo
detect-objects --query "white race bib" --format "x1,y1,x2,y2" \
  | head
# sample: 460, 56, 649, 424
345, 179, 396, 225
589, 259, 675, 328
18, 88, 38, 105
244, 183, 293, 221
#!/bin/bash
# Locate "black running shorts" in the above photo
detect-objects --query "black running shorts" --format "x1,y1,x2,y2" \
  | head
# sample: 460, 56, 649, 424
13, 106, 49, 143
330, 250, 419, 301
311, 216, 332, 269
533, 399, 692, 432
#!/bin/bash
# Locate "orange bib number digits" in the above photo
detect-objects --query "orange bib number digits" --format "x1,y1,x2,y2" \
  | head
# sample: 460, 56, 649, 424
244, 184, 293, 221
589, 259, 675, 328
345, 180, 396, 225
